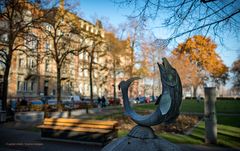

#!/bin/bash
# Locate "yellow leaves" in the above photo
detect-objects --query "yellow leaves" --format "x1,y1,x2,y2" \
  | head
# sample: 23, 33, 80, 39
168, 55, 202, 88
172, 35, 228, 78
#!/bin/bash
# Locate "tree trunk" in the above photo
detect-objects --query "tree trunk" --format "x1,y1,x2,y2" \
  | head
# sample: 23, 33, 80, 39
113, 60, 117, 105
129, 46, 134, 97
57, 66, 62, 111
89, 52, 93, 103
193, 86, 198, 98
2, 61, 11, 111
2, 49, 13, 111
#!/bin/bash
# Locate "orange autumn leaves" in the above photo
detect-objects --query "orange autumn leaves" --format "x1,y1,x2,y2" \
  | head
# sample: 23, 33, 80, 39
172, 35, 228, 79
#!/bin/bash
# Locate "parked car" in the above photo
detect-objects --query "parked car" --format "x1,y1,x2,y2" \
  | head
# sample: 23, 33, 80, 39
10, 99, 17, 111
41, 96, 57, 111
0, 99, 2, 111
136, 96, 146, 104
108, 98, 121, 105
145, 97, 150, 103
41, 96, 55, 104
29, 100, 43, 111
62, 96, 81, 110
129, 98, 138, 104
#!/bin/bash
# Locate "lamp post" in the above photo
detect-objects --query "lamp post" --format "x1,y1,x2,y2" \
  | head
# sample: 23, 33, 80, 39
112, 84, 117, 105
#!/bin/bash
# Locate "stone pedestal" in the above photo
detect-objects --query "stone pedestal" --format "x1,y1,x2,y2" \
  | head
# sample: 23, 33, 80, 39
204, 87, 217, 144
102, 125, 182, 151
0, 111, 6, 123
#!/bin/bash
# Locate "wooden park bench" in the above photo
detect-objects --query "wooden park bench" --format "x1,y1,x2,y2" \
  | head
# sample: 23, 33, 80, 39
37, 118, 118, 145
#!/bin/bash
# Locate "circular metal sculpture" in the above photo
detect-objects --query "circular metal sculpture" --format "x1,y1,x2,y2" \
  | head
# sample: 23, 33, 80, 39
102, 58, 182, 151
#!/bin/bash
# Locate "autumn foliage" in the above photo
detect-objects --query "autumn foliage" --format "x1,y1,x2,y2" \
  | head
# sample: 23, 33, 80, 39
171, 35, 228, 96
231, 57, 240, 89
172, 35, 228, 79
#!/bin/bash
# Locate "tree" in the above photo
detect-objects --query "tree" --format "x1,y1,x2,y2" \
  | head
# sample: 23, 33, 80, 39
105, 32, 129, 103
172, 35, 228, 96
114, 0, 240, 39
169, 55, 203, 97
0, 0, 50, 111
117, 18, 147, 77
137, 38, 166, 96
41, 3, 88, 110
116, 18, 147, 97
231, 56, 240, 91
86, 33, 105, 103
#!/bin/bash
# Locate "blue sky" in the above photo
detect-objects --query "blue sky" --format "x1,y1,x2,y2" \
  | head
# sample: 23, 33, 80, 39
72, 0, 239, 68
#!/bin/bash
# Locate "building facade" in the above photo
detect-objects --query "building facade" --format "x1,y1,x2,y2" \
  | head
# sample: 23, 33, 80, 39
1, 0, 107, 101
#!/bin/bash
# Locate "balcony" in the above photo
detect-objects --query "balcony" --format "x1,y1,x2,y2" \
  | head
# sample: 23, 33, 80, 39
24, 68, 38, 80
61, 70, 69, 80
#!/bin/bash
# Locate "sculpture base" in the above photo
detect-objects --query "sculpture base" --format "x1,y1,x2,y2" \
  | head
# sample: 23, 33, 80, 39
102, 125, 182, 151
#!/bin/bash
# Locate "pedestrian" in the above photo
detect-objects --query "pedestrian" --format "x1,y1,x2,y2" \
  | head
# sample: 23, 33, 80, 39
197, 95, 201, 103
101, 96, 106, 108
97, 96, 102, 108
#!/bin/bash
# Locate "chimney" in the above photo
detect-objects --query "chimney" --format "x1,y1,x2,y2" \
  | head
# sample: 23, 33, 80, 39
96, 20, 103, 29
59, 0, 64, 9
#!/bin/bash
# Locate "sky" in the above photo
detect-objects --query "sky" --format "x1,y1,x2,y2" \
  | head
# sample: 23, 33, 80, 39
67, 0, 239, 87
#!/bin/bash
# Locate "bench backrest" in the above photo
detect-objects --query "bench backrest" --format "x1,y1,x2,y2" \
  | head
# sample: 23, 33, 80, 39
42, 118, 118, 130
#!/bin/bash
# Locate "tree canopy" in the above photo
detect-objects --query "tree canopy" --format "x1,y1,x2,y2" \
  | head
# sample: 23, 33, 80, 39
170, 35, 229, 96
114, 0, 240, 39
173, 35, 228, 79
231, 57, 240, 89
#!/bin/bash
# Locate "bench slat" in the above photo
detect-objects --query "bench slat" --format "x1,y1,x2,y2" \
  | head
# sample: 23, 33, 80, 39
44, 118, 118, 126
38, 125, 111, 133
43, 121, 114, 129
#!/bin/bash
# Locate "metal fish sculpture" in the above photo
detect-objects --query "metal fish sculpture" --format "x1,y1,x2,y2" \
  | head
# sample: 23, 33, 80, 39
118, 58, 182, 127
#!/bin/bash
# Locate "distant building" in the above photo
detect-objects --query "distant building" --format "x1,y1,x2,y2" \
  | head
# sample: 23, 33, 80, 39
0, 0, 107, 100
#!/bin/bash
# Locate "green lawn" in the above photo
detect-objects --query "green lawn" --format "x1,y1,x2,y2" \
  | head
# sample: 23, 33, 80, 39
133, 99, 240, 114
120, 100, 240, 148
160, 122, 240, 148
117, 121, 240, 148
181, 99, 240, 114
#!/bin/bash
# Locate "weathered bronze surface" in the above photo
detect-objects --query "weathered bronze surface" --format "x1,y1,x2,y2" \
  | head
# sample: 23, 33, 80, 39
118, 57, 182, 126
102, 58, 183, 151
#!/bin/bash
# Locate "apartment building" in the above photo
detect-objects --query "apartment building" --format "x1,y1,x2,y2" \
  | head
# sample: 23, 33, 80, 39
1, 0, 107, 100
104, 36, 139, 99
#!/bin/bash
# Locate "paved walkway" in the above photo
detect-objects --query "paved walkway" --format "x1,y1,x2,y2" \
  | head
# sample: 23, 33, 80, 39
0, 127, 101, 151
0, 105, 239, 151
0, 125, 239, 151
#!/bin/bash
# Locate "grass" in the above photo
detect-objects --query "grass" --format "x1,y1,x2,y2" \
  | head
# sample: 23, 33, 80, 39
182, 99, 240, 114
116, 121, 240, 148
118, 100, 240, 148
217, 115, 240, 127
132, 99, 240, 114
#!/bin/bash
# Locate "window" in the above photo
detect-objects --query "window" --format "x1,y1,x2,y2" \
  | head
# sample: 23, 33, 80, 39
79, 67, 83, 77
23, 81, 28, 92
25, 35, 37, 51
18, 58, 24, 68
30, 80, 34, 91
83, 24, 86, 30
84, 52, 88, 60
84, 68, 88, 77
28, 58, 35, 68
1, 33, 8, 42
69, 82, 73, 88
45, 60, 50, 72
84, 84, 89, 91
79, 53, 83, 60
45, 42, 50, 51
44, 80, 48, 87
93, 85, 97, 93
70, 64, 74, 75
17, 81, 21, 91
